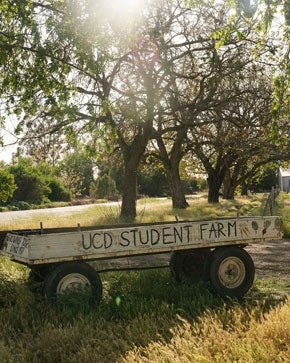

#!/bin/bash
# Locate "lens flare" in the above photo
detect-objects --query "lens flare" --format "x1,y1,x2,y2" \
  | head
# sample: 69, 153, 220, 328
115, 295, 121, 306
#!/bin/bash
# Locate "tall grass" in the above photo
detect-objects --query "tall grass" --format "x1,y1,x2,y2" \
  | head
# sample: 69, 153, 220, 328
276, 192, 290, 237
0, 260, 288, 363
0, 194, 289, 362
0, 193, 267, 231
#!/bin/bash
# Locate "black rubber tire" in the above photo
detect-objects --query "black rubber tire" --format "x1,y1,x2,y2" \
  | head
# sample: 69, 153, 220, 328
170, 248, 211, 282
44, 262, 102, 304
209, 246, 255, 298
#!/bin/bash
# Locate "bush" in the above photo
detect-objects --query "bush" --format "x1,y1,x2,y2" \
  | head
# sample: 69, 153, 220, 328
9, 160, 50, 204
91, 173, 118, 199
138, 170, 168, 197
15, 201, 31, 210
0, 168, 17, 204
47, 178, 72, 202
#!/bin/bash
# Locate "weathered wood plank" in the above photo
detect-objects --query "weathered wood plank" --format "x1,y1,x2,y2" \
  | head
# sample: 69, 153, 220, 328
0, 216, 283, 265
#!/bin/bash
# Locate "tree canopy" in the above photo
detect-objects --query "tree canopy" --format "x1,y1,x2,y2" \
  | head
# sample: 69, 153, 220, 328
0, 0, 289, 217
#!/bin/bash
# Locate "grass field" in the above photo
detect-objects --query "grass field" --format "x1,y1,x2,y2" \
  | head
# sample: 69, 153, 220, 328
0, 193, 289, 362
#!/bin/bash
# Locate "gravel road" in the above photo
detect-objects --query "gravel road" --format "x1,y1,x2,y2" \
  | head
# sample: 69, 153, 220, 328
0, 203, 107, 223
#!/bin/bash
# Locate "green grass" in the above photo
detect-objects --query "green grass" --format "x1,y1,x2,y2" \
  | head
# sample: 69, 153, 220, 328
0, 194, 289, 362
275, 193, 290, 238
0, 260, 289, 362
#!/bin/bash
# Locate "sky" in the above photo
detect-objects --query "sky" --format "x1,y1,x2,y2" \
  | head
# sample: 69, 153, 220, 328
0, 119, 19, 163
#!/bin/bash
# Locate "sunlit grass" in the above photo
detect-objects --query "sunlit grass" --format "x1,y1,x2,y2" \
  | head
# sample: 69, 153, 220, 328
276, 192, 290, 237
121, 298, 290, 363
0, 194, 268, 232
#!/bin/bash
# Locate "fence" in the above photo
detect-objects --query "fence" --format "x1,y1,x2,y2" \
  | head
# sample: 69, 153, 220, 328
263, 187, 280, 216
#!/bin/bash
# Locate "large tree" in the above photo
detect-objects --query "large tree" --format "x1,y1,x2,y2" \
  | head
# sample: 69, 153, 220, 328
188, 70, 290, 203
146, 0, 286, 207
1, 0, 159, 218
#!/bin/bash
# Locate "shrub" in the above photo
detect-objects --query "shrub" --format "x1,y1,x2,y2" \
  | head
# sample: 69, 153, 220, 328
15, 201, 31, 210
9, 160, 50, 204
47, 178, 72, 202
0, 168, 17, 204
92, 173, 118, 199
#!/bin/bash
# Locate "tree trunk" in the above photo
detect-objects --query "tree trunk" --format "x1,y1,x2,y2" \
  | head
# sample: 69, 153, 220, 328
207, 172, 222, 203
119, 136, 147, 220
223, 169, 235, 200
118, 73, 155, 220
241, 182, 248, 196
121, 163, 138, 220
168, 166, 189, 209
156, 127, 189, 209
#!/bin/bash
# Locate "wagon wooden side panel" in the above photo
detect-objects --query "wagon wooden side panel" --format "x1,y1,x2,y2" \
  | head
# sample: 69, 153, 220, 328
0, 216, 283, 265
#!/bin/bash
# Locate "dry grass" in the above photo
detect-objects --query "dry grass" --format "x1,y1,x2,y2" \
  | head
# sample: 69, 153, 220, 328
0, 193, 265, 232
122, 299, 290, 363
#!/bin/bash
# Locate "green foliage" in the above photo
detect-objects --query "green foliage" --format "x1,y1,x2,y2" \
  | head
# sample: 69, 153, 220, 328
0, 168, 17, 204
57, 151, 95, 198
1, 0, 288, 218
5, 158, 72, 205
138, 166, 168, 197
90, 173, 118, 199
47, 177, 72, 202
8, 201, 31, 211
8, 158, 50, 204
249, 166, 279, 192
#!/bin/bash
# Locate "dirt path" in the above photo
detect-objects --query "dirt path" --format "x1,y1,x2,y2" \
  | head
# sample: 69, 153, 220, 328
246, 239, 290, 280
0, 202, 119, 224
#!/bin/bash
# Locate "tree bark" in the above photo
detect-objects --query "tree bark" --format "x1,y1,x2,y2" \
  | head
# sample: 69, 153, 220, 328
222, 168, 235, 200
207, 170, 224, 203
156, 127, 189, 209
120, 135, 148, 220
119, 72, 155, 219
241, 182, 248, 196
121, 163, 138, 220
168, 164, 189, 209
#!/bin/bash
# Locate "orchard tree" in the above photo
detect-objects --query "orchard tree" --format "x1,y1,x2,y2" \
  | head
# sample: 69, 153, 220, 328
188, 71, 290, 203
150, 0, 281, 205
1, 0, 159, 219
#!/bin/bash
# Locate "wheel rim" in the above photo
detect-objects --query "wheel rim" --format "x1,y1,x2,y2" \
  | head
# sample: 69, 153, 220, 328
56, 273, 91, 294
218, 257, 246, 289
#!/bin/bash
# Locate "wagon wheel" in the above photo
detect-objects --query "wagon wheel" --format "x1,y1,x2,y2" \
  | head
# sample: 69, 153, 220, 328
28, 264, 57, 293
170, 248, 212, 282
29, 264, 57, 282
44, 262, 103, 304
209, 246, 255, 298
